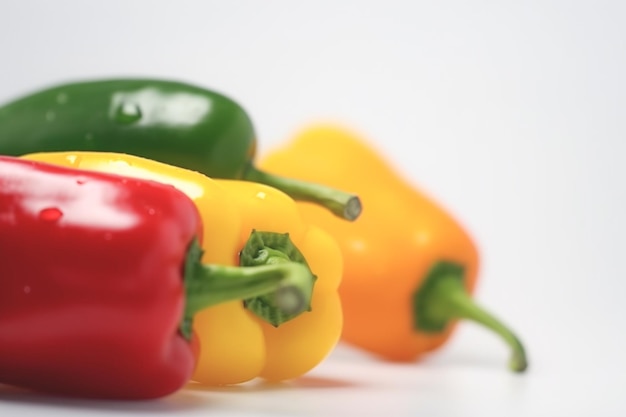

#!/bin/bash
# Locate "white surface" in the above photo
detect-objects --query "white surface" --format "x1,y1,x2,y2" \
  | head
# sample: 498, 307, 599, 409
0, 1, 625, 416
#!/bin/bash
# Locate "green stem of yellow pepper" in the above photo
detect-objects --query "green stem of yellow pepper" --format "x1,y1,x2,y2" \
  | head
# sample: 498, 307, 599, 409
181, 238, 314, 338
240, 230, 317, 326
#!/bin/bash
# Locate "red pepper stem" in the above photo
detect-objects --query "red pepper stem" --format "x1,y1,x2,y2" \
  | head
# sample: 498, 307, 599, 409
414, 262, 528, 372
180, 238, 314, 339
243, 163, 362, 221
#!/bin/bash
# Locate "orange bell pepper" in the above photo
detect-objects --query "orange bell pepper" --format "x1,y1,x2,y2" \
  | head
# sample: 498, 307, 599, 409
260, 124, 528, 372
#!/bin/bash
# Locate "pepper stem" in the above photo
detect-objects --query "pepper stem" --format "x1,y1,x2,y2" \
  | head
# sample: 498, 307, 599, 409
413, 261, 528, 372
243, 164, 362, 221
180, 238, 314, 339
239, 230, 317, 326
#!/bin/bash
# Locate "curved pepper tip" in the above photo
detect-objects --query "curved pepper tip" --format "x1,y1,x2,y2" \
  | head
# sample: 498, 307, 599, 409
509, 348, 529, 373
413, 261, 529, 374
344, 195, 363, 221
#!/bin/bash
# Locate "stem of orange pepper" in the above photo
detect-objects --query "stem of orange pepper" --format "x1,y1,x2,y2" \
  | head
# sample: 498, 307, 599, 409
413, 261, 528, 372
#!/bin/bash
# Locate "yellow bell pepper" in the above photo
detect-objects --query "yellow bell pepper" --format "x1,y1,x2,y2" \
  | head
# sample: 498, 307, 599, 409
21, 151, 344, 385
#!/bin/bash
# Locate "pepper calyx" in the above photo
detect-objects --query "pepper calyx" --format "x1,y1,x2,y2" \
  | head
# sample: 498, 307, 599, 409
240, 230, 316, 326
180, 238, 205, 340
180, 237, 315, 340
413, 261, 528, 372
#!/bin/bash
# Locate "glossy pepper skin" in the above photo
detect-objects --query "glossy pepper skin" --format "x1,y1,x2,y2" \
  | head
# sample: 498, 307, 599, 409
23, 151, 344, 385
0, 156, 312, 400
259, 124, 528, 372
0, 79, 361, 221
196, 180, 343, 384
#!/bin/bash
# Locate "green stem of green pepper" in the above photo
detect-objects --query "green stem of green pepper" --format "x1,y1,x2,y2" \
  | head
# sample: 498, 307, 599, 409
243, 163, 362, 221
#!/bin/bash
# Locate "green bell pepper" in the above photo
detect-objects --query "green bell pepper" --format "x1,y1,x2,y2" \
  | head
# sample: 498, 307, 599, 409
0, 79, 361, 221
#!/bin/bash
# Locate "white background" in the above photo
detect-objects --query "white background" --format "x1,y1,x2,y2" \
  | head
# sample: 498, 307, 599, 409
0, 1, 624, 416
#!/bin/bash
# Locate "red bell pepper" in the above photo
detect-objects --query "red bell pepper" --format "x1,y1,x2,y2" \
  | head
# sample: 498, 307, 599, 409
0, 156, 312, 400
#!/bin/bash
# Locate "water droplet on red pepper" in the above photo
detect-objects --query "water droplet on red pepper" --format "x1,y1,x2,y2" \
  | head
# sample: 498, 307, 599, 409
39, 207, 63, 222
